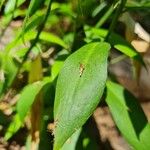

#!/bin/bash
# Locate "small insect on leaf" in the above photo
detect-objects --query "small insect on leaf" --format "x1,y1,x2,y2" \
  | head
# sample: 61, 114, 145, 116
47, 123, 55, 135
79, 63, 85, 77
47, 119, 58, 135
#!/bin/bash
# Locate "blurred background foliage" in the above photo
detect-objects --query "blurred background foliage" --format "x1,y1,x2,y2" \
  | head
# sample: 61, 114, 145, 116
0, 0, 150, 150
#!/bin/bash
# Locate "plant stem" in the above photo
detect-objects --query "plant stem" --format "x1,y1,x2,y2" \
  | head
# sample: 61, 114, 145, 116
22, 0, 53, 64
105, 0, 127, 41
7, 0, 53, 96
96, 2, 119, 28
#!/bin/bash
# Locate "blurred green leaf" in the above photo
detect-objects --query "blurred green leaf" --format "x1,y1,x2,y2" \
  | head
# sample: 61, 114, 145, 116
51, 2, 76, 18
27, 0, 44, 17
6, 30, 68, 53
4, 0, 17, 14
21, 0, 46, 40
4, 56, 19, 87
22, 0, 44, 23
23, 13, 45, 33
106, 81, 150, 150
0, 0, 5, 10
96, 3, 116, 28
4, 114, 22, 140
85, 26, 144, 64
0, 53, 5, 96
54, 42, 110, 149
40, 32, 68, 49
15, 48, 28, 59
51, 54, 69, 80
126, 1, 150, 10
77, 0, 97, 16
0, 52, 19, 98
4, 0, 25, 14
17, 77, 51, 122
51, 60, 64, 80
92, 1, 107, 17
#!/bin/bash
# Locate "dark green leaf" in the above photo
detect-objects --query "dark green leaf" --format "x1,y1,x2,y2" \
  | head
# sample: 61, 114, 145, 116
106, 81, 150, 150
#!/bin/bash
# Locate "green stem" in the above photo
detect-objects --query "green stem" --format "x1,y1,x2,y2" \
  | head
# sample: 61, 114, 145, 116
3, 0, 53, 93
22, 0, 53, 63
96, 2, 119, 28
105, 0, 127, 41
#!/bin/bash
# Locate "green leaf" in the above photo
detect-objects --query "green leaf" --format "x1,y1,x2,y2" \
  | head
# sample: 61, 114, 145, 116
77, 0, 97, 16
51, 2, 76, 18
23, 13, 45, 33
84, 26, 144, 64
0, 52, 19, 98
54, 42, 110, 149
92, 2, 107, 17
40, 32, 68, 49
21, 0, 45, 39
5, 77, 51, 140
4, 0, 25, 14
17, 77, 51, 122
126, 1, 150, 10
4, 56, 19, 87
4, 114, 22, 140
51, 60, 64, 80
4, 0, 17, 14
109, 33, 139, 58
61, 129, 81, 150
15, 9, 46, 41
26, 0, 44, 17
0, 0, 5, 11
106, 81, 150, 150
51, 54, 69, 80
5, 30, 68, 52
